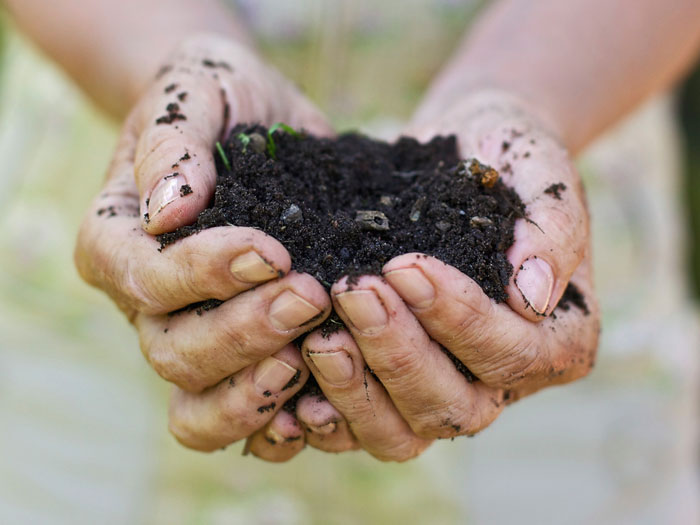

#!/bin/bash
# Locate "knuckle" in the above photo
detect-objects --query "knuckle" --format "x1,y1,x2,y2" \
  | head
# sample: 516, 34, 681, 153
478, 339, 543, 389
217, 321, 264, 366
539, 204, 587, 256
370, 348, 422, 381
119, 270, 157, 313
181, 247, 228, 299
410, 414, 448, 440
147, 345, 206, 393
447, 310, 486, 350
167, 418, 213, 452
218, 396, 257, 436
373, 438, 429, 463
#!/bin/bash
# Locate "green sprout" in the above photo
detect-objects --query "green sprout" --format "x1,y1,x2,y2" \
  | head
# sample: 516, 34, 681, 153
216, 141, 231, 171
266, 122, 301, 159
237, 132, 251, 153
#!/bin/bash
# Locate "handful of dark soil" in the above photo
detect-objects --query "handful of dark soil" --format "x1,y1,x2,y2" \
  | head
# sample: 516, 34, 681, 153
159, 124, 526, 308
158, 124, 591, 412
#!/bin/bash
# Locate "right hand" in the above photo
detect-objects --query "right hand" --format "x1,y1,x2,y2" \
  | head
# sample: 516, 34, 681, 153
75, 34, 333, 453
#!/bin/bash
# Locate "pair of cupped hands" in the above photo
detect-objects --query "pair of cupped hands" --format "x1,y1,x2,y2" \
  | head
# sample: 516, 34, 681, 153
75, 35, 599, 462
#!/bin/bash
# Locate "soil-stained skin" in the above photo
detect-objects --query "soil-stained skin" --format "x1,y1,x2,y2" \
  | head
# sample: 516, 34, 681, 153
159, 124, 525, 303
158, 124, 587, 408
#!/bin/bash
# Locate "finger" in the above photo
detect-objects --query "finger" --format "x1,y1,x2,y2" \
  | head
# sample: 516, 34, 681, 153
383, 254, 598, 391
410, 101, 589, 322
76, 112, 293, 315
137, 271, 330, 392
302, 330, 432, 461
135, 37, 335, 234
331, 276, 505, 439
295, 393, 359, 453
78, 208, 291, 314
247, 410, 306, 462
134, 61, 226, 234
476, 120, 588, 321
168, 345, 308, 452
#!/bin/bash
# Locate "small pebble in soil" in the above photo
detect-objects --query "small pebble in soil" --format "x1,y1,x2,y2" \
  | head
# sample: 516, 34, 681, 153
281, 204, 303, 225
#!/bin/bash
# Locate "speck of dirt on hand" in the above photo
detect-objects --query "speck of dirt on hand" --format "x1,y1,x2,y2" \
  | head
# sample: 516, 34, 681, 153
544, 182, 567, 200
555, 282, 590, 315
164, 83, 178, 94
179, 184, 193, 196
257, 402, 276, 413
156, 65, 173, 79
156, 113, 187, 125
177, 92, 188, 102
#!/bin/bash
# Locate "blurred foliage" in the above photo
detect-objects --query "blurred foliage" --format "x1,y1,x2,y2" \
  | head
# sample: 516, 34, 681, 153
680, 64, 700, 299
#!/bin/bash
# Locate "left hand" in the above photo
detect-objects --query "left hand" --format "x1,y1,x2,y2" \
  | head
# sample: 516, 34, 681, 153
247, 90, 600, 462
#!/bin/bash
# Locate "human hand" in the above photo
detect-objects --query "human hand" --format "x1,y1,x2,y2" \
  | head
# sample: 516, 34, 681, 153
74, 34, 334, 453
250, 91, 600, 462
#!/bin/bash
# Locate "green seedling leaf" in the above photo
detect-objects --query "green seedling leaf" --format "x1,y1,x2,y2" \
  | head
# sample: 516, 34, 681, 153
266, 122, 301, 159
216, 141, 231, 171
237, 133, 251, 153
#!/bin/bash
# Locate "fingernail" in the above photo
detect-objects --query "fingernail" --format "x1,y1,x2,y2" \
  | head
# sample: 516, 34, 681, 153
230, 251, 277, 283
383, 267, 435, 308
306, 421, 337, 435
148, 174, 185, 218
515, 256, 554, 315
265, 427, 285, 445
269, 290, 321, 331
308, 350, 354, 384
253, 356, 298, 396
335, 290, 387, 334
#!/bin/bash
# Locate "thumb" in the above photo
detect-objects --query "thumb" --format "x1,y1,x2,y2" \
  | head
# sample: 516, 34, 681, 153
133, 64, 225, 235
132, 36, 334, 235
408, 93, 589, 322
493, 129, 589, 321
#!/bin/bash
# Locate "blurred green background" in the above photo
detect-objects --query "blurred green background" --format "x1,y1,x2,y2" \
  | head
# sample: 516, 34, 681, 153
680, 66, 700, 298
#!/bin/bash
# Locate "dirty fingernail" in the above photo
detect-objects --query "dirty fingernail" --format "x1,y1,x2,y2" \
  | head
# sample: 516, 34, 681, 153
307, 421, 337, 435
269, 290, 321, 331
253, 357, 298, 395
308, 350, 354, 384
231, 251, 278, 283
335, 290, 387, 334
383, 267, 435, 308
515, 256, 554, 315
148, 174, 186, 219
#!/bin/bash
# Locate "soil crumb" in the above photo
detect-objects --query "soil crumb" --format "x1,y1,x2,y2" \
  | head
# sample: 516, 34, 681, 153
544, 182, 567, 200
555, 282, 590, 315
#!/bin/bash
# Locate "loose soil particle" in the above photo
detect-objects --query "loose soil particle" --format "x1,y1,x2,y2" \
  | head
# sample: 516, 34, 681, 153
159, 124, 589, 412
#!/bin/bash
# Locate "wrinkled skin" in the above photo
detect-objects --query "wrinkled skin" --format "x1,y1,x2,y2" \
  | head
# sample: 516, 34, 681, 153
75, 35, 600, 461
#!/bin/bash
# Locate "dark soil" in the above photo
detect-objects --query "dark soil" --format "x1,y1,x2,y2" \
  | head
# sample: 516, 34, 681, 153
158, 124, 588, 411
160, 124, 525, 300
